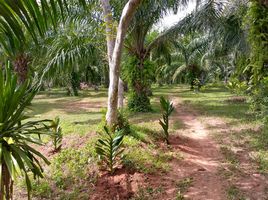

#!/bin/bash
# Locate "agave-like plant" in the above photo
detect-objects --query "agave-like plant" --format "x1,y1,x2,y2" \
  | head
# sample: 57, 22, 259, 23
159, 96, 174, 144
0, 65, 53, 200
95, 126, 124, 174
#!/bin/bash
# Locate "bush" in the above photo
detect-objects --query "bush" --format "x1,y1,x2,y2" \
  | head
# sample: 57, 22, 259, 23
122, 57, 154, 112
249, 77, 268, 118
128, 92, 151, 112
226, 78, 248, 95
98, 109, 131, 135
116, 109, 132, 135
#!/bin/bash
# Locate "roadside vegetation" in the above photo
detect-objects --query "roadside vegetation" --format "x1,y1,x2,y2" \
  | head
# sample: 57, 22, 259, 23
0, 0, 267, 199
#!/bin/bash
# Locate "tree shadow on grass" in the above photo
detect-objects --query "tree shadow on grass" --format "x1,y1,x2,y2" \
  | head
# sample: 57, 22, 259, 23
190, 102, 254, 123
73, 118, 101, 126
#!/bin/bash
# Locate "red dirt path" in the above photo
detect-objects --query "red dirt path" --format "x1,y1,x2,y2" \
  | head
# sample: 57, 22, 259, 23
91, 99, 228, 200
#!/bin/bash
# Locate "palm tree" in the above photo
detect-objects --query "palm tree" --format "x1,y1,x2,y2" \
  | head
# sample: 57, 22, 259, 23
156, 0, 249, 88
122, 0, 190, 111
35, 14, 105, 95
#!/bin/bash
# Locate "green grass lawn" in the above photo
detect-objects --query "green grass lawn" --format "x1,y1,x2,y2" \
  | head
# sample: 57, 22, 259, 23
16, 84, 268, 200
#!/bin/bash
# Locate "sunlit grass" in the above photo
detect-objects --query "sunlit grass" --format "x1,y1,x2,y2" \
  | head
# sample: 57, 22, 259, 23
16, 84, 268, 199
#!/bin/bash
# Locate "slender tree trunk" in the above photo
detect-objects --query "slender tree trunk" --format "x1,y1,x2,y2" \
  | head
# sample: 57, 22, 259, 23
118, 78, 124, 108
13, 53, 29, 83
101, 0, 142, 125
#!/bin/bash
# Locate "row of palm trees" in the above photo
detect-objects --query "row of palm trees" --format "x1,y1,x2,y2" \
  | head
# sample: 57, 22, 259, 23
0, 0, 263, 199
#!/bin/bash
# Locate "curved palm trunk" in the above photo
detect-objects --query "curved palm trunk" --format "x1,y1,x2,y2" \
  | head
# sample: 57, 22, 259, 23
101, 0, 142, 125
13, 54, 29, 83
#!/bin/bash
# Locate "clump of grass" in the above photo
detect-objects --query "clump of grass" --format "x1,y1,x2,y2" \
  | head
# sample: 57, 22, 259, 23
220, 146, 240, 165
122, 136, 170, 173
227, 185, 245, 200
50, 145, 98, 192
175, 191, 185, 200
176, 177, 193, 193
32, 179, 52, 199
130, 186, 164, 200
251, 150, 268, 173
172, 120, 185, 130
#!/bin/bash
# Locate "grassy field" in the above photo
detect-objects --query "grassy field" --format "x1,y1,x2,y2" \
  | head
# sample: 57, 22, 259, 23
16, 84, 267, 200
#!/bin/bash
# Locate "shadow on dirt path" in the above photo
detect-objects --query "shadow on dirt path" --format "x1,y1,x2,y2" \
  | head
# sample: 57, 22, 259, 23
154, 98, 227, 200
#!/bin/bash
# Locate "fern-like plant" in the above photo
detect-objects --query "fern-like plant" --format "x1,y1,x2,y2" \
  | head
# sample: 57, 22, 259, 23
159, 96, 174, 144
95, 126, 124, 174
50, 117, 62, 152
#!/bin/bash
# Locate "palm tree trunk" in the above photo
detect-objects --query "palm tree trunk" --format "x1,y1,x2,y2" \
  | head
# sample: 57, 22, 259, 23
13, 53, 29, 84
101, 0, 142, 125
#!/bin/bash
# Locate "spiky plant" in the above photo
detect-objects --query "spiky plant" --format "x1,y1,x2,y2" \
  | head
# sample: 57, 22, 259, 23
95, 126, 124, 174
0, 65, 53, 200
159, 96, 174, 144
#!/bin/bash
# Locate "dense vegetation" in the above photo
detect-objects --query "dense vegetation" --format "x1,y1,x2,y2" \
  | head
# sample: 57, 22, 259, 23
0, 0, 267, 199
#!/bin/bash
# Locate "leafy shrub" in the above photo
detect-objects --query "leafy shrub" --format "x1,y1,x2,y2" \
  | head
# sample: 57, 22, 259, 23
192, 78, 201, 91
95, 126, 124, 174
128, 92, 151, 112
50, 117, 63, 152
122, 57, 154, 112
116, 109, 131, 135
226, 78, 248, 95
32, 180, 52, 199
98, 109, 131, 135
249, 77, 268, 118
51, 145, 97, 191
159, 96, 174, 144
0, 65, 53, 199
122, 136, 172, 173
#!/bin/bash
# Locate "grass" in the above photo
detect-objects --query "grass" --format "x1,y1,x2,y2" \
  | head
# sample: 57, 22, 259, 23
18, 87, 176, 199
122, 136, 172, 173
130, 186, 164, 200
227, 185, 245, 200
175, 177, 193, 193
15, 84, 268, 199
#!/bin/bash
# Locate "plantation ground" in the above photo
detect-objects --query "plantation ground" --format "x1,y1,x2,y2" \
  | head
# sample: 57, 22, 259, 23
16, 85, 268, 200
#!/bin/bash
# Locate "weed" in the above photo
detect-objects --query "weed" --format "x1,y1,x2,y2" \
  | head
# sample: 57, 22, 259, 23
32, 179, 52, 198
220, 146, 240, 165
130, 186, 164, 200
175, 191, 185, 200
176, 177, 193, 193
122, 136, 170, 173
227, 185, 245, 200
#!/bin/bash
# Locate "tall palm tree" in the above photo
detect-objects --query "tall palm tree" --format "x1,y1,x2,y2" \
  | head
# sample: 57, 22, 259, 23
122, 0, 190, 111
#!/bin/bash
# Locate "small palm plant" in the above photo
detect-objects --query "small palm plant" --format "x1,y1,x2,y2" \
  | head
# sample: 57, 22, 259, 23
159, 96, 175, 144
50, 117, 62, 152
95, 126, 124, 174
0, 65, 53, 200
